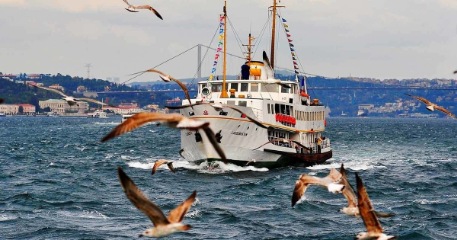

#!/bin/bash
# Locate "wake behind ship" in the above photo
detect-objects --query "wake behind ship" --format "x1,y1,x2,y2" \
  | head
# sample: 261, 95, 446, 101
178, 1, 332, 168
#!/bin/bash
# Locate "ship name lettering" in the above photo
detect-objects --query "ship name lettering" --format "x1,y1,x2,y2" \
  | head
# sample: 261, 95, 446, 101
231, 131, 248, 136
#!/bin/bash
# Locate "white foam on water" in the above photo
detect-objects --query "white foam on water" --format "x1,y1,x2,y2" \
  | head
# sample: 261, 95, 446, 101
120, 155, 141, 161
94, 122, 119, 126
181, 160, 269, 173
308, 159, 375, 172
185, 209, 201, 219
0, 214, 17, 221
414, 199, 446, 205
127, 161, 154, 170
148, 129, 157, 133
57, 210, 109, 219
127, 159, 269, 173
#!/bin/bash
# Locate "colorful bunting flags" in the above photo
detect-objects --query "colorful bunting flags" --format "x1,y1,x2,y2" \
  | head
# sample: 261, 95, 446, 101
209, 14, 225, 81
281, 16, 300, 73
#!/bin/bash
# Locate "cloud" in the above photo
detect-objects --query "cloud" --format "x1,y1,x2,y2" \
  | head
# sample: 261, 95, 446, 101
0, 0, 119, 12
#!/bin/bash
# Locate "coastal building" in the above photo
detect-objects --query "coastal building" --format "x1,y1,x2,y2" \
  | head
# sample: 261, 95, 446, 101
17, 104, 36, 115
103, 103, 143, 115
0, 104, 19, 115
39, 99, 88, 115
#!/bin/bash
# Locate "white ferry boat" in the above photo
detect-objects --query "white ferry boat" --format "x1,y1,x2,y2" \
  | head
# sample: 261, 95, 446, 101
87, 110, 108, 118
177, 1, 332, 168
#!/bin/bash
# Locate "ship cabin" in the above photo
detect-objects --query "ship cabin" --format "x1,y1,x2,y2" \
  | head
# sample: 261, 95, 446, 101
185, 60, 330, 154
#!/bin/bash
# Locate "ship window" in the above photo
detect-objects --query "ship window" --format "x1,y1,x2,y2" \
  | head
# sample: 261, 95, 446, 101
275, 104, 280, 114
240, 83, 248, 92
271, 104, 274, 114
211, 83, 222, 92
251, 83, 259, 92
261, 83, 279, 92
281, 85, 290, 93
267, 104, 271, 114
227, 100, 236, 105
238, 101, 247, 107
230, 83, 239, 91
280, 104, 286, 114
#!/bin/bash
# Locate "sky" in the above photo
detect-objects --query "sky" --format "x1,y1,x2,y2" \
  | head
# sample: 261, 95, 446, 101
1, 0, 457, 83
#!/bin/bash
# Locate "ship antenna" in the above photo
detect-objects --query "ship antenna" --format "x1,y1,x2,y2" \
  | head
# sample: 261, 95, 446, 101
220, 0, 229, 98
243, 33, 255, 63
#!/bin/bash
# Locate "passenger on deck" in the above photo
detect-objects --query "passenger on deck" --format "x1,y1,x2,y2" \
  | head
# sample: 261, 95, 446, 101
241, 64, 250, 80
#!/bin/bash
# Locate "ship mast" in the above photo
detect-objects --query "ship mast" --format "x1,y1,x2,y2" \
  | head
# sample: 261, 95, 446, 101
243, 33, 255, 63
269, 0, 284, 70
220, 0, 229, 98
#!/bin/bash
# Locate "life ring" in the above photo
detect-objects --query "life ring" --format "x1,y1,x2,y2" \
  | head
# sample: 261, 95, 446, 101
300, 90, 309, 98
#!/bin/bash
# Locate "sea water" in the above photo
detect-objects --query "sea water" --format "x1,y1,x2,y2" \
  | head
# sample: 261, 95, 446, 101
1, 117, 456, 239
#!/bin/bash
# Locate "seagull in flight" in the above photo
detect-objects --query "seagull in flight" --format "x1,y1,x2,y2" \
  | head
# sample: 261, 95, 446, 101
151, 159, 175, 175
122, 0, 163, 20
101, 112, 227, 161
28, 84, 106, 107
291, 168, 344, 207
129, 68, 192, 109
166, 102, 267, 129
355, 173, 396, 240
406, 94, 456, 119
117, 167, 195, 238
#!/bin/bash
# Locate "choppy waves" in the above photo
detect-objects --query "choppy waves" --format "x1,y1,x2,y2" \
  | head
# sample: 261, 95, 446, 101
1, 117, 456, 239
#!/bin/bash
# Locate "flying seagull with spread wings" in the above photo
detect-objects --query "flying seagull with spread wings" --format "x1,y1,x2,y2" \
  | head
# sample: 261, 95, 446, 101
28, 84, 106, 107
166, 102, 267, 129
355, 173, 396, 240
118, 167, 195, 238
122, 0, 163, 20
291, 168, 344, 207
406, 94, 456, 119
151, 159, 175, 175
101, 112, 226, 161
129, 68, 192, 108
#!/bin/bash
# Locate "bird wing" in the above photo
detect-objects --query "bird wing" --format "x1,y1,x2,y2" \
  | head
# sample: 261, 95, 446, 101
201, 127, 227, 161
135, 5, 163, 20
117, 167, 169, 226
325, 168, 342, 182
77, 97, 106, 106
33, 85, 68, 97
339, 164, 357, 208
406, 94, 431, 105
151, 159, 168, 175
291, 174, 313, 207
224, 106, 267, 129
291, 140, 311, 151
434, 105, 456, 118
170, 77, 193, 108
262, 51, 274, 79
122, 0, 131, 6
101, 112, 183, 142
253, 138, 287, 150
167, 191, 196, 223
356, 173, 383, 234
166, 162, 176, 173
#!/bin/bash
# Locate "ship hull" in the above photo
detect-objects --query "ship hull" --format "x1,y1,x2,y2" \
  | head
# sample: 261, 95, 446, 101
179, 105, 332, 168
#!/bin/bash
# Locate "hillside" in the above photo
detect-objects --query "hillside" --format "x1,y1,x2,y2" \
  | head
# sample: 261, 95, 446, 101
1, 73, 456, 117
